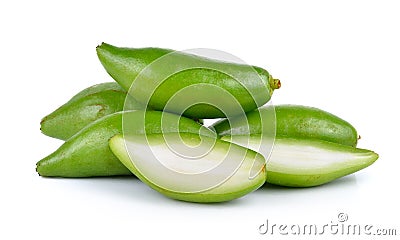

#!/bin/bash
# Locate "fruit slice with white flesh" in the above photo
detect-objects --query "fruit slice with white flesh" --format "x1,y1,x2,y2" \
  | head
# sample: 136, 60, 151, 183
221, 135, 378, 187
109, 133, 267, 202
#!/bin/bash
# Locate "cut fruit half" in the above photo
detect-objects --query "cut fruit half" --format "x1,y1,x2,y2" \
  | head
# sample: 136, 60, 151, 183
109, 133, 267, 203
221, 135, 378, 187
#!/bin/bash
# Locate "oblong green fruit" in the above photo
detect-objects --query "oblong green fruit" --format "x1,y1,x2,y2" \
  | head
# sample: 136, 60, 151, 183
212, 105, 359, 147
96, 43, 281, 119
109, 133, 267, 203
36, 110, 215, 177
40, 82, 144, 140
222, 135, 378, 187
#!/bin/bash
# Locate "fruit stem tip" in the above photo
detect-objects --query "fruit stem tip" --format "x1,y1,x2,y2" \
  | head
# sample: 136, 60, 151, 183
268, 74, 281, 90
272, 78, 281, 90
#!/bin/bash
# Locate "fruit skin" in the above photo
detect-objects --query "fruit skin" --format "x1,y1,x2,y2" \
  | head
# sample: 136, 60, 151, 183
40, 82, 206, 140
40, 82, 144, 140
109, 133, 267, 203
96, 43, 280, 119
222, 135, 378, 187
36, 110, 215, 177
212, 104, 359, 147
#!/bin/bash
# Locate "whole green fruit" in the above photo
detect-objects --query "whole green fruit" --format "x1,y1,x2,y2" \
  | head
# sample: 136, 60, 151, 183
36, 110, 215, 177
212, 105, 359, 147
96, 43, 280, 119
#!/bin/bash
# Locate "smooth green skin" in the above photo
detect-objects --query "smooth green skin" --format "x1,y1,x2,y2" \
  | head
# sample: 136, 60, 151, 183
109, 133, 267, 203
41, 82, 205, 140
222, 135, 378, 187
40, 82, 144, 140
36, 110, 215, 177
96, 43, 280, 119
68, 82, 123, 102
212, 105, 359, 147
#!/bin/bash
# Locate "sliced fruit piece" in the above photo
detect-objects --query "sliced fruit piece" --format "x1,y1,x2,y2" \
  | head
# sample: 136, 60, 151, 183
221, 135, 378, 187
109, 133, 267, 202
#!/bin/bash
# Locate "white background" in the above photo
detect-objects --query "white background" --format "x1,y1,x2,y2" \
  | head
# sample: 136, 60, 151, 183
1, 0, 399, 239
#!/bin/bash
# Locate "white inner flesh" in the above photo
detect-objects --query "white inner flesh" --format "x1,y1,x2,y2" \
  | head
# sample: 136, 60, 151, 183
224, 136, 371, 175
122, 134, 265, 193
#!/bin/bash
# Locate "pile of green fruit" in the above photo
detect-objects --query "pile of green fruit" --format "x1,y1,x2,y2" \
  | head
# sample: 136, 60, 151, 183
37, 43, 378, 203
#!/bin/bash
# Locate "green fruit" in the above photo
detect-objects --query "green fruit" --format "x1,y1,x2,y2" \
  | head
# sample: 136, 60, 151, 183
40, 82, 206, 140
222, 135, 378, 187
96, 43, 281, 119
109, 133, 267, 202
212, 105, 359, 147
36, 110, 215, 177
40, 82, 144, 140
